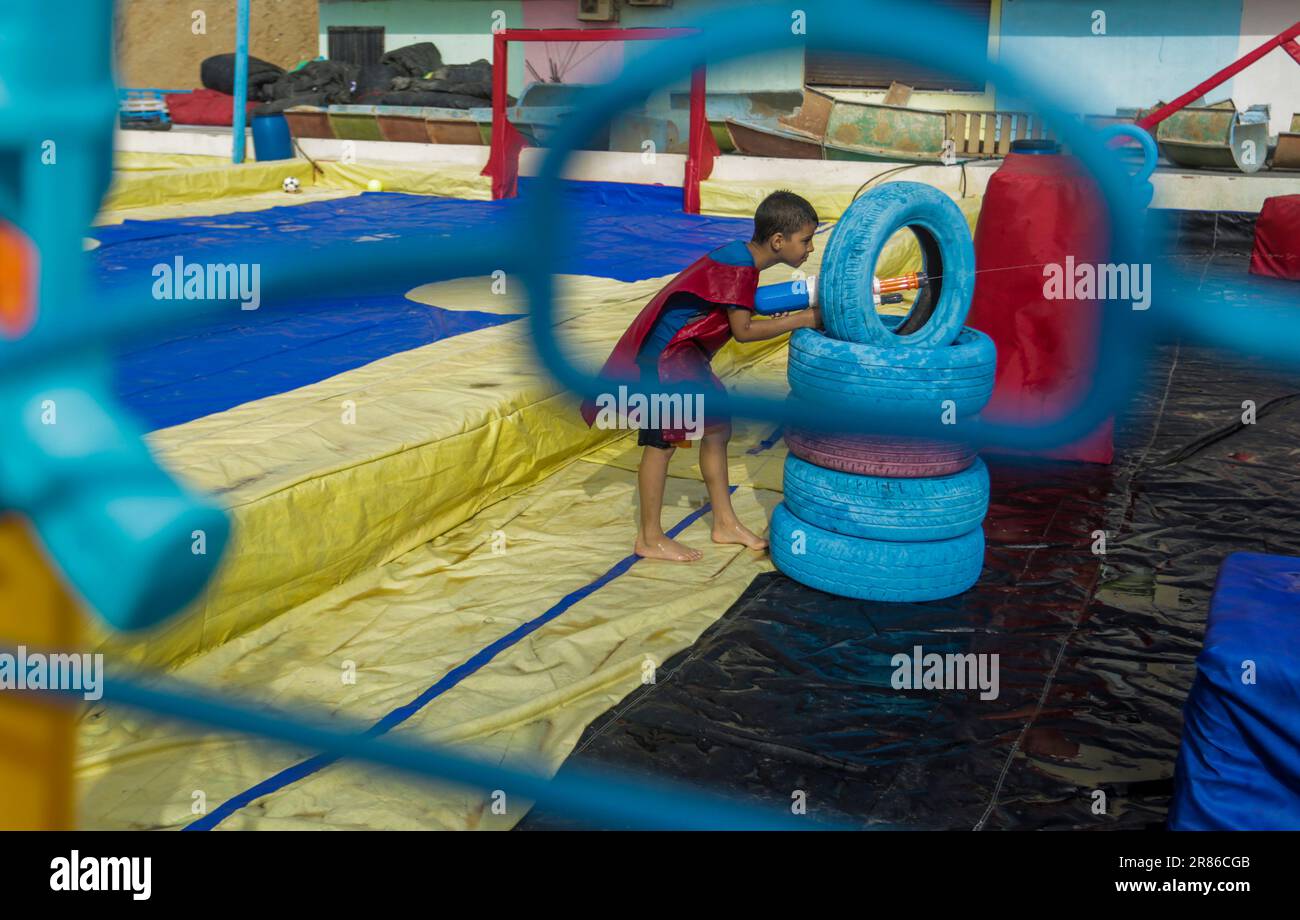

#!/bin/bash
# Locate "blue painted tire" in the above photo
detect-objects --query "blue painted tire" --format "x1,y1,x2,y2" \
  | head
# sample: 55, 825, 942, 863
770, 503, 984, 602
787, 323, 995, 418
820, 181, 975, 348
783, 454, 988, 542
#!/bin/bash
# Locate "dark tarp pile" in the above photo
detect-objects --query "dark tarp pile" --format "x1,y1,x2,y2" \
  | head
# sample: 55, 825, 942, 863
520, 215, 1300, 831
200, 52, 285, 100
180, 44, 495, 122
262, 59, 359, 107
380, 41, 444, 77
383, 60, 495, 108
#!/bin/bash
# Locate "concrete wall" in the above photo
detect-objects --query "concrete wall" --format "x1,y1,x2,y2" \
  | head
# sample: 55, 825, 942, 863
115, 0, 320, 89
996, 0, 1245, 115
315, 0, 1300, 129
1230, 0, 1300, 135
318, 0, 526, 92
317, 0, 801, 96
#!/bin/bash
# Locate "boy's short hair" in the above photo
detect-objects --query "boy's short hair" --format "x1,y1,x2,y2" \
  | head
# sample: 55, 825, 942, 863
752, 190, 818, 242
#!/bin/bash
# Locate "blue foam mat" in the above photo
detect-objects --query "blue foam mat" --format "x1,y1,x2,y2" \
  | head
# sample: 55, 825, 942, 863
1170, 551, 1300, 830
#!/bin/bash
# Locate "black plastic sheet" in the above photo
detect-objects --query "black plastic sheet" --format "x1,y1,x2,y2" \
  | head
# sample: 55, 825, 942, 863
520, 245, 1300, 831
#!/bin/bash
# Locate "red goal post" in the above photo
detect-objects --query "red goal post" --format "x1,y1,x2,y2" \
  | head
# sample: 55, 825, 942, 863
480, 28, 718, 213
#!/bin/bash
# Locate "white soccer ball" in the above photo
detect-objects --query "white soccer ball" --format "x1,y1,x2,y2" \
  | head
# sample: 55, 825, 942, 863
282, 176, 302, 194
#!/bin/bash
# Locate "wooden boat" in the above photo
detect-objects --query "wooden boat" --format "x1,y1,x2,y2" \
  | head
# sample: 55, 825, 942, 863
282, 105, 334, 140
327, 105, 385, 142
724, 117, 823, 159
822, 98, 948, 162
1273, 113, 1300, 170
374, 105, 440, 143
424, 107, 490, 145
778, 87, 835, 137
664, 90, 803, 152
1143, 101, 1268, 172
494, 83, 609, 149
609, 111, 685, 155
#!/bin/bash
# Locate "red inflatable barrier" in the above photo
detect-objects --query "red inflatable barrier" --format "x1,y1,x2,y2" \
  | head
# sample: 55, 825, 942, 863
165, 89, 258, 127
966, 150, 1113, 464
1249, 194, 1300, 281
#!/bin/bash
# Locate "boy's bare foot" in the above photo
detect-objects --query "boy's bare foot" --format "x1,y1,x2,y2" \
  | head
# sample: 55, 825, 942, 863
635, 533, 703, 562
712, 519, 769, 551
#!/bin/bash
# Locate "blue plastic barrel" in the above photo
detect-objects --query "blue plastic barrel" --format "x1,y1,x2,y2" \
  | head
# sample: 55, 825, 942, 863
251, 112, 294, 161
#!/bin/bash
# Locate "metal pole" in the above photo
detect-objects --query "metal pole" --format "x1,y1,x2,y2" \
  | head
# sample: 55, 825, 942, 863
231, 0, 251, 163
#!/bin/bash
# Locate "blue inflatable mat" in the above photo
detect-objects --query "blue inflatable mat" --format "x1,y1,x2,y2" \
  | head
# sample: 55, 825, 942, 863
1170, 551, 1300, 830
92, 181, 752, 430
92, 180, 750, 284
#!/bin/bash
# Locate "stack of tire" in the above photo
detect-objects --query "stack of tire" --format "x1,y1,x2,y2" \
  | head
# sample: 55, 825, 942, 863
771, 182, 997, 602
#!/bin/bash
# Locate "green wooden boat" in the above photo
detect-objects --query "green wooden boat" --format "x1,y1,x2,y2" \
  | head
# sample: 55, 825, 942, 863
822, 98, 947, 162
1145, 101, 1269, 172
327, 105, 385, 142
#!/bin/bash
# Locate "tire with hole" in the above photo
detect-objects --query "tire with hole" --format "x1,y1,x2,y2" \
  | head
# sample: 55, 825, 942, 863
770, 503, 984, 602
785, 428, 976, 478
820, 181, 975, 348
787, 323, 996, 419
782, 454, 988, 542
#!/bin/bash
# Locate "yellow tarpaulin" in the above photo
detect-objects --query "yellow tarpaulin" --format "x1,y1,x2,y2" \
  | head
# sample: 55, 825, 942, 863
73, 183, 979, 830
101, 158, 491, 213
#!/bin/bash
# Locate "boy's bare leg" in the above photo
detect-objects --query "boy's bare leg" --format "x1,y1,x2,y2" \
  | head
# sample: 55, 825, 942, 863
700, 425, 769, 550
635, 444, 703, 562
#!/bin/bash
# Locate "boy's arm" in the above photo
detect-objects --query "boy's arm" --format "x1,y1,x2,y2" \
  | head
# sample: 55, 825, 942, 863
728, 303, 822, 343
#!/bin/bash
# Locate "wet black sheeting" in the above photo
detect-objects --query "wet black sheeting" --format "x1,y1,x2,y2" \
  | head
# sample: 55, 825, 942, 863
518, 233, 1300, 831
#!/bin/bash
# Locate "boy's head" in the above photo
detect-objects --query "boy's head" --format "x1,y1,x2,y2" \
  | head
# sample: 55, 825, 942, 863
752, 190, 818, 268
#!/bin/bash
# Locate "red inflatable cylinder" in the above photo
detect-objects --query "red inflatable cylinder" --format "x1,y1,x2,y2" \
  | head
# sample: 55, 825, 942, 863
966, 149, 1113, 463
1249, 194, 1300, 281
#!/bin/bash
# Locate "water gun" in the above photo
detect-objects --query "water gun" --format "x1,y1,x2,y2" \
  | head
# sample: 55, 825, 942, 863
753, 272, 928, 315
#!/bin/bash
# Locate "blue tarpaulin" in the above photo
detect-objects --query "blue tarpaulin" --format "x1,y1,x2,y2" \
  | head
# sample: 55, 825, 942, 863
1170, 551, 1300, 830
92, 182, 752, 430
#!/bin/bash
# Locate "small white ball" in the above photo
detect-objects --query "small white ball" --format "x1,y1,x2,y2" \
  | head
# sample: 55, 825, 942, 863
282, 176, 302, 194
367, 179, 384, 192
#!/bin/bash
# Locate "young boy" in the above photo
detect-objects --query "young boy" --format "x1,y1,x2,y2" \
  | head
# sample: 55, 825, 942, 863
581, 190, 822, 562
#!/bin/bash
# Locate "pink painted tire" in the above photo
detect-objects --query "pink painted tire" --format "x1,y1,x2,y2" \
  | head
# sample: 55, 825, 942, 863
784, 428, 977, 478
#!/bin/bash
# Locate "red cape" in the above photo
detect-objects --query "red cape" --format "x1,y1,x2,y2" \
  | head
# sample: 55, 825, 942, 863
580, 251, 758, 442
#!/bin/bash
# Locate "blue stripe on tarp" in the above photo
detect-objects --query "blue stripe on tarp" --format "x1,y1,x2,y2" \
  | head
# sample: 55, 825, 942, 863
93, 181, 753, 429
185, 485, 740, 831
747, 425, 784, 454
